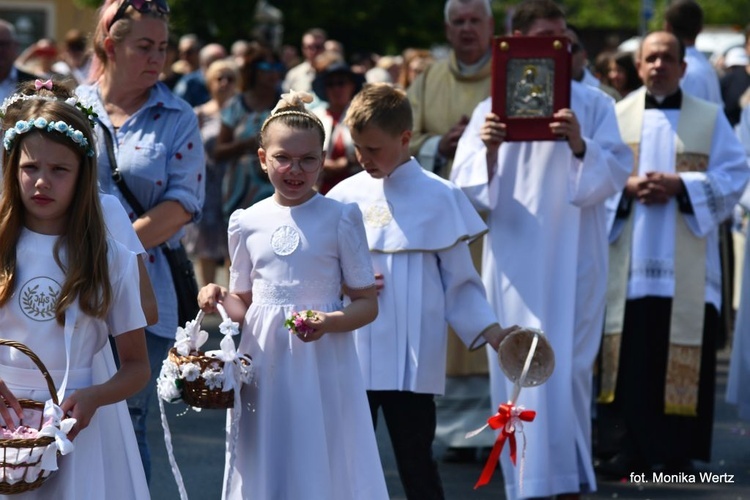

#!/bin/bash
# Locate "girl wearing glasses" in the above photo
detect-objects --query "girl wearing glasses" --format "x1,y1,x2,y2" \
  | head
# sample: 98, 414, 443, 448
198, 91, 388, 500
76, 0, 205, 484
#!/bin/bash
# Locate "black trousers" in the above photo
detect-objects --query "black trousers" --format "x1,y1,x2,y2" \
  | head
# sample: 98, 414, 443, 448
367, 390, 445, 500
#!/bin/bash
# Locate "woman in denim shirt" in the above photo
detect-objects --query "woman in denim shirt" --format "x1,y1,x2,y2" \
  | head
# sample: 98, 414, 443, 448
77, 0, 205, 483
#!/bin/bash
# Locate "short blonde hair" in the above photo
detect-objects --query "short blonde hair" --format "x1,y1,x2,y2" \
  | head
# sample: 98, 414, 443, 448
345, 83, 412, 137
205, 59, 238, 84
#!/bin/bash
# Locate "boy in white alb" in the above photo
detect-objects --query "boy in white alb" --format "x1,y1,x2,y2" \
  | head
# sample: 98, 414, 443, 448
327, 83, 516, 499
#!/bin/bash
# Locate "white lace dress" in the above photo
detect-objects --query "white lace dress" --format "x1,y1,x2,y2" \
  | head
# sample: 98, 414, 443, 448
224, 194, 388, 500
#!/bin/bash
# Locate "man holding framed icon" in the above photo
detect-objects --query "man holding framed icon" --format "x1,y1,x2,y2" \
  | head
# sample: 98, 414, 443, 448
451, 1, 631, 498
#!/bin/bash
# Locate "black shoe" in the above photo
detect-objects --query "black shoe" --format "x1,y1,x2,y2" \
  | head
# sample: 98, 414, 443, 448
595, 452, 650, 480
442, 447, 477, 463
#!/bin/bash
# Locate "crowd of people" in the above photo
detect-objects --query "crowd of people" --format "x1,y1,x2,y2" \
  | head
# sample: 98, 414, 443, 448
0, 0, 749, 498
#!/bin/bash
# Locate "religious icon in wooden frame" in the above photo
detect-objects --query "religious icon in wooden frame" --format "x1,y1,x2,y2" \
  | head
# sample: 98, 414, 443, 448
491, 35, 572, 141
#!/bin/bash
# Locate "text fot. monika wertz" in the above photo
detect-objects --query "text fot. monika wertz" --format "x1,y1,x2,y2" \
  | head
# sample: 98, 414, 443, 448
629, 472, 735, 484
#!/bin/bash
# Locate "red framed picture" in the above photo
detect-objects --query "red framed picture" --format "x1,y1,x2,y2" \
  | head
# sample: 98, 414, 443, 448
491, 35, 572, 141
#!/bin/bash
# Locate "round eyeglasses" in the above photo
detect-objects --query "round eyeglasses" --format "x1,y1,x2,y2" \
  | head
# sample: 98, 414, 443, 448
268, 154, 321, 173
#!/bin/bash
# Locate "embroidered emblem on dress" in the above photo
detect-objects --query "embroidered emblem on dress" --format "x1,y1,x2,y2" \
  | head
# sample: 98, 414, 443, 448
18, 277, 61, 321
270, 225, 300, 256
363, 202, 393, 228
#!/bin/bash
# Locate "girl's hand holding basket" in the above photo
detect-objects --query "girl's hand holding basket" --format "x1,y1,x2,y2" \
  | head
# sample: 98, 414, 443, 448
157, 304, 252, 409
156, 301, 253, 500
0, 340, 76, 494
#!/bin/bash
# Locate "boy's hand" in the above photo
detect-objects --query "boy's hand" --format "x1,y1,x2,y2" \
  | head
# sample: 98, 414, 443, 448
483, 323, 522, 351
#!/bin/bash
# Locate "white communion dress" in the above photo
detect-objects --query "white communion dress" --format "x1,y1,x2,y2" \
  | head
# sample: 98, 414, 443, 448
224, 194, 388, 500
0, 229, 149, 499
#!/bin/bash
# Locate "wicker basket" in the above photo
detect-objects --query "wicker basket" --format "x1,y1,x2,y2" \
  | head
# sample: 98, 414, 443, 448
168, 348, 249, 409
165, 306, 251, 410
0, 339, 61, 494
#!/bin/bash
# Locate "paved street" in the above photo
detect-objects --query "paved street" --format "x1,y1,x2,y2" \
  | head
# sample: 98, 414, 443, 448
148, 314, 750, 499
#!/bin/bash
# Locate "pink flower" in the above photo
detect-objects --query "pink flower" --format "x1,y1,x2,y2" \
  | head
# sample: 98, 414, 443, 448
284, 310, 316, 335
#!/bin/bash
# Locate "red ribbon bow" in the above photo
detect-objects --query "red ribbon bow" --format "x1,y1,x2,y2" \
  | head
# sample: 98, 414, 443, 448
474, 403, 536, 489
34, 79, 53, 90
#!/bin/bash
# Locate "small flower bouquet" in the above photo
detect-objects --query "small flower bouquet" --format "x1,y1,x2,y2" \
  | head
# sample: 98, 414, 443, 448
157, 305, 253, 409
284, 310, 317, 336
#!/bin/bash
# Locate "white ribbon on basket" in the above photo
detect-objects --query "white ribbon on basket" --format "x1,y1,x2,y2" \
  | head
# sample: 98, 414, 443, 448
211, 304, 244, 497
205, 312, 243, 393
34, 304, 78, 473
173, 312, 209, 356
160, 303, 248, 500
38, 400, 75, 471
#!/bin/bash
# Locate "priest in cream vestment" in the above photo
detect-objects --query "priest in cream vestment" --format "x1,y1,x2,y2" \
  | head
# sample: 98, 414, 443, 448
597, 31, 749, 477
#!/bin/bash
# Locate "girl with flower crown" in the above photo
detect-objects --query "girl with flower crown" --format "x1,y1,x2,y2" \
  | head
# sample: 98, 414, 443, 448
0, 85, 150, 498
198, 90, 389, 499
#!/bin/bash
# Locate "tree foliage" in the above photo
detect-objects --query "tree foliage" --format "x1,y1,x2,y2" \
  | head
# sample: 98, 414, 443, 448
73, 0, 750, 55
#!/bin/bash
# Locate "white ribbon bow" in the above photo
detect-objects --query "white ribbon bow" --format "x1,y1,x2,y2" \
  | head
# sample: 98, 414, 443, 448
218, 317, 240, 337
271, 90, 314, 113
37, 400, 75, 471
174, 319, 209, 356
205, 335, 241, 393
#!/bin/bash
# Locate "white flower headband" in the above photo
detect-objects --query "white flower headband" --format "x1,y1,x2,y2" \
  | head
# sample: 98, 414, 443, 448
0, 81, 99, 127
3, 117, 95, 157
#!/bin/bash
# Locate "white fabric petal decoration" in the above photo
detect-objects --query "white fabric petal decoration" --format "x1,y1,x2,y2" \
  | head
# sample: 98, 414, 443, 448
218, 317, 240, 337
205, 334, 240, 392
37, 400, 75, 471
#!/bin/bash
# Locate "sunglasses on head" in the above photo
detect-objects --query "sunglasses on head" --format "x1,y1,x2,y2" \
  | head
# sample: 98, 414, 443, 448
109, 0, 170, 31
